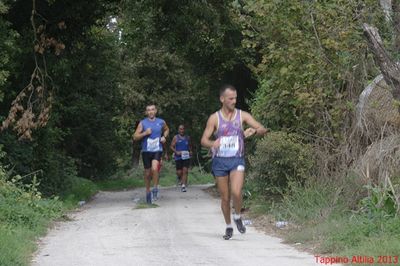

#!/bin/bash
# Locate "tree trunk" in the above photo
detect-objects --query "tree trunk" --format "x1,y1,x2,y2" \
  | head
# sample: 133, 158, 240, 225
363, 23, 400, 101
131, 140, 141, 167
392, 0, 400, 50
381, 0, 392, 22
131, 120, 141, 168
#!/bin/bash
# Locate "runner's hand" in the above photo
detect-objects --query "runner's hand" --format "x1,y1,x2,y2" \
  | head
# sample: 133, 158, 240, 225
212, 138, 221, 148
160, 136, 166, 143
144, 128, 152, 136
244, 128, 256, 138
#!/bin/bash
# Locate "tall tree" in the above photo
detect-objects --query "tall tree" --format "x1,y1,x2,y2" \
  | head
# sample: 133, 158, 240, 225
232, 0, 384, 139
0, 0, 124, 193
118, 0, 247, 158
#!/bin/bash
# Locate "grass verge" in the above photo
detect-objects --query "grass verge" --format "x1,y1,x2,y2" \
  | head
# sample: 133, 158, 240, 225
244, 180, 400, 265
0, 176, 64, 266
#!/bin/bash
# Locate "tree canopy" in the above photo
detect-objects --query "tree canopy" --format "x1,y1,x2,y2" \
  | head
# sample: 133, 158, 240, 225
0, 0, 393, 194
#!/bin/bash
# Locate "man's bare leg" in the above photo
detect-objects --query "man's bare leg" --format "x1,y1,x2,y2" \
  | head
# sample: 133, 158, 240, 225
144, 169, 152, 193
230, 170, 244, 215
230, 170, 246, 233
176, 169, 182, 185
181, 167, 188, 191
216, 175, 234, 239
144, 169, 152, 203
151, 160, 160, 200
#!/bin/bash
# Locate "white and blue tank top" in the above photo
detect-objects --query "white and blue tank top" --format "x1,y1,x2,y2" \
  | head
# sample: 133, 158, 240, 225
213, 109, 244, 158
174, 135, 190, 161
140, 117, 165, 152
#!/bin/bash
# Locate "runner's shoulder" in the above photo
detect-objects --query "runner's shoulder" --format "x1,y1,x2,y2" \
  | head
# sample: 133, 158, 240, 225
156, 117, 166, 124
206, 112, 219, 129
240, 110, 252, 120
209, 111, 219, 121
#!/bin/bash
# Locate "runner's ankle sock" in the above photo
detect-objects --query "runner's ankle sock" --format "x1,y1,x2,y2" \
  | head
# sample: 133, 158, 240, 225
226, 224, 233, 228
233, 213, 241, 220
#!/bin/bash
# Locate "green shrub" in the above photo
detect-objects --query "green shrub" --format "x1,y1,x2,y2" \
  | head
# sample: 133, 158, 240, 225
0, 161, 64, 266
248, 131, 314, 194
359, 184, 398, 218
61, 177, 98, 207
0, 173, 63, 230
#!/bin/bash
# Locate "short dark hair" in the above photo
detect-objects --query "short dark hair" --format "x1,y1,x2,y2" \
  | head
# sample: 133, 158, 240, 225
219, 84, 236, 96
145, 103, 156, 109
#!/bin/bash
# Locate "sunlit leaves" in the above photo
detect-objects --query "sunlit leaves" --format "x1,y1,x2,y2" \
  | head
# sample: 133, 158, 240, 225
232, 0, 384, 139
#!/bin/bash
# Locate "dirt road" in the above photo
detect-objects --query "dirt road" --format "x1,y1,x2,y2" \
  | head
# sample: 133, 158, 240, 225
32, 185, 318, 266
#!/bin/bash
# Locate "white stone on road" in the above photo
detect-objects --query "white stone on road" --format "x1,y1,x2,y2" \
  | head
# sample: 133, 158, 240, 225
32, 185, 318, 266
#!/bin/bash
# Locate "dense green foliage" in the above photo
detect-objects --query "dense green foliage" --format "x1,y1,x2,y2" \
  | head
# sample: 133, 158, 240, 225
234, 0, 400, 257
0, 2, 17, 103
1, 0, 399, 261
248, 132, 314, 192
1, 0, 123, 194
235, 1, 385, 135
118, 0, 248, 153
0, 0, 248, 192
0, 160, 63, 265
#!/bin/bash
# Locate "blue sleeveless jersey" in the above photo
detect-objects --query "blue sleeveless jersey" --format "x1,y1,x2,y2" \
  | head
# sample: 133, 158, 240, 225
140, 117, 165, 152
174, 135, 190, 160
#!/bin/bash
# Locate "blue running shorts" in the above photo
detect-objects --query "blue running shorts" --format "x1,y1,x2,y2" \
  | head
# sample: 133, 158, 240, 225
211, 157, 245, 177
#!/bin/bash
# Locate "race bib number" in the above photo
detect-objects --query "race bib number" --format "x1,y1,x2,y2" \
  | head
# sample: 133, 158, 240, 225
219, 136, 239, 157
147, 137, 160, 152
181, 151, 190, 160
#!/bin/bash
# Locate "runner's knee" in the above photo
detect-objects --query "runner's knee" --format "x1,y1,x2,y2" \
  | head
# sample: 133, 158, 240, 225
221, 196, 230, 205
231, 189, 241, 199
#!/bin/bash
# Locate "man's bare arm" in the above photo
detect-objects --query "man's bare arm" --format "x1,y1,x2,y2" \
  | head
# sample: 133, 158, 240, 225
161, 122, 169, 143
201, 114, 219, 148
188, 136, 193, 155
133, 122, 151, 141
170, 135, 178, 154
242, 111, 267, 138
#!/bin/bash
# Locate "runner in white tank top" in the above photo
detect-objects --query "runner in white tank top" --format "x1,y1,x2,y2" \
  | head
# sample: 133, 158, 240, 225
201, 84, 267, 240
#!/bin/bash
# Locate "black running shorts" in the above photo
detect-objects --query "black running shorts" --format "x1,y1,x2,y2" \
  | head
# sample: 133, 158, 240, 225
142, 152, 162, 169
175, 159, 190, 170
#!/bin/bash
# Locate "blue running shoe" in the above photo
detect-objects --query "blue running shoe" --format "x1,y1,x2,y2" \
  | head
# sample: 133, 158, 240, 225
146, 192, 152, 204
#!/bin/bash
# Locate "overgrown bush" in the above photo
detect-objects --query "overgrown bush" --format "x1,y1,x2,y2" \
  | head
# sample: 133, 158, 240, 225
0, 169, 63, 230
0, 127, 79, 196
248, 131, 314, 194
0, 157, 64, 266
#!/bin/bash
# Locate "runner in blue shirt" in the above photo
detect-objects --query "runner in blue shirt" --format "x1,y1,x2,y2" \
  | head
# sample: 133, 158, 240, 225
133, 104, 169, 204
170, 125, 192, 192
